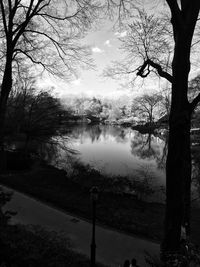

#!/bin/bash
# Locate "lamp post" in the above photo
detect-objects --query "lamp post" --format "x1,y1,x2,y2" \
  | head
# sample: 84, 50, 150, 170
90, 186, 99, 267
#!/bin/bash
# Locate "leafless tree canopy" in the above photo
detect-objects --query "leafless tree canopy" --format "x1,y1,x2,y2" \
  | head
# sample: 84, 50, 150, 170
104, 3, 200, 89
0, 0, 106, 81
132, 93, 163, 123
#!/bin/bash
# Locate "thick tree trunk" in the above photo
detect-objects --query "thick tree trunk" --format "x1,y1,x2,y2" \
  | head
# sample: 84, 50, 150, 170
163, 111, 191, 251
162, 32, 192, 253
0, 56, 13, 171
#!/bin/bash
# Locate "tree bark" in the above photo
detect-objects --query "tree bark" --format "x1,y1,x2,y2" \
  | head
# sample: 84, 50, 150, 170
162, 30, 192, 252
135, 1, 200, 257
0, 54, 13, 171
163, 110, 191, 251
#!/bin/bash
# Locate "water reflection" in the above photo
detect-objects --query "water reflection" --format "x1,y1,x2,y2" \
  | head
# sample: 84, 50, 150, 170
7, 124, 167, 185
8, 123, 200, 204
191, 146, 200, 206
131, 132, 162, 160
7, 135, 73, 167
62, 124, 200, 204
65, 124, 130, 144
62, 124, 166, 186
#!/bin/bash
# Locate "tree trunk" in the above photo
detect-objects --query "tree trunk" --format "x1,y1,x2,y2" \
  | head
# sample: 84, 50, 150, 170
163, 111, 191, 251
0, 56, 13, 171
162, 32, 192, 253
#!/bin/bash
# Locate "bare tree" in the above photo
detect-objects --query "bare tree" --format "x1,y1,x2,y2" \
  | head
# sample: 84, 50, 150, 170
132, 93, 163, 125
104, 8, 173, 87
106, 0, 200, 259
136, 1, 200, 257
0, 0, 101, 154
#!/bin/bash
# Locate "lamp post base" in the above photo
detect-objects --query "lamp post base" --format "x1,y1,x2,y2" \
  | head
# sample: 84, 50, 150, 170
91, 242, 96, 267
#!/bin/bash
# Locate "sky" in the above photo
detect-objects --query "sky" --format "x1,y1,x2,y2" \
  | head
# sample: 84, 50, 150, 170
37, 1, 200, 101
38, 21, 131, 99
38, 15, 163, 100
14, 1, 200, 101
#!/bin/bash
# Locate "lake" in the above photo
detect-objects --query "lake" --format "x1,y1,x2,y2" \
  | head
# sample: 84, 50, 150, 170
58, 124, 167, 187
9, 123, 200, 204
56, 123, 200, 204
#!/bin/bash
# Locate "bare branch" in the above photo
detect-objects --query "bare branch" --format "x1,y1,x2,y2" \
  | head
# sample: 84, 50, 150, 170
0, 1, 8, 37
137, 59, 173, 83
37, 9, 81, 21
13, 48, 46, 70
12, 0, 45, 45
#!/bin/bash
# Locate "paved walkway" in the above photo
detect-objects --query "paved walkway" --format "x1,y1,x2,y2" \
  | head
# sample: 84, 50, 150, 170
3, 186, 160, 266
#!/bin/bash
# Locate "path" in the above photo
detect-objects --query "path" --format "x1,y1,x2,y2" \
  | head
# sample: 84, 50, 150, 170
3, 186, 159, 266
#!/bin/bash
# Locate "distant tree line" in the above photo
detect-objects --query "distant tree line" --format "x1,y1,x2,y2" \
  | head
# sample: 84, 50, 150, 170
62, 76, 200, 126
5, 72, 200, 145
62, 92, 168, 124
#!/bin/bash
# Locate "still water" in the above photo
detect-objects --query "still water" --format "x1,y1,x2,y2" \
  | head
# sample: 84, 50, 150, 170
60, 124, 200, 204
63, 124, 166, 186
10, 123, 200, 203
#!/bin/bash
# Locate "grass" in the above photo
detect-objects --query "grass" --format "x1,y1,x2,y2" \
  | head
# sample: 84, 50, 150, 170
0, 223, 106, 267
0, 162, 164, 242
0, 160, 200, 246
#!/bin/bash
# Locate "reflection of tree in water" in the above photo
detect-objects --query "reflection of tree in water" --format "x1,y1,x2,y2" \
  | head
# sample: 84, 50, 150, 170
131, 132, 160, 159
157, 140, 168, 169
131, 131, 168, 169
63, 124, 88, 139
64, 124, 102, 143
8, 135, 75, 168
116, 129, 127, 142
155, 133, 168, 169
191, 147, 200, 203
25, 124, 131, 166
100, 125, 129, 143
67, 125, 168, 169
36, 136, 75, 164
65, 124, 130, 143
87, 125, 102, 143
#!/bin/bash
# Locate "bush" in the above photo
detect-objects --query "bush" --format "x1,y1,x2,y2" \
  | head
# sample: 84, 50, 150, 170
0, 224, 95, 266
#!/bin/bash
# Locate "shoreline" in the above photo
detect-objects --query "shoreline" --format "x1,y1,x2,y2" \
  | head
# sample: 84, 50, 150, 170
0, 162, 165, 243
1, 156, 200, 246
0, 181, 160, 245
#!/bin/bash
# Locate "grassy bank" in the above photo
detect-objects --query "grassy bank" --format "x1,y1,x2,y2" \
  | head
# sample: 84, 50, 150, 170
0, 223, 106, 267
0, 161, 200, 245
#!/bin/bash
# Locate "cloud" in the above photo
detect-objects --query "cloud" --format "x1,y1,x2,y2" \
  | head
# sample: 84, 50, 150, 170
71, 78, 81, 86
92, 46, 104, 53
114, 31, 127, 38
104, 40, 112, 47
